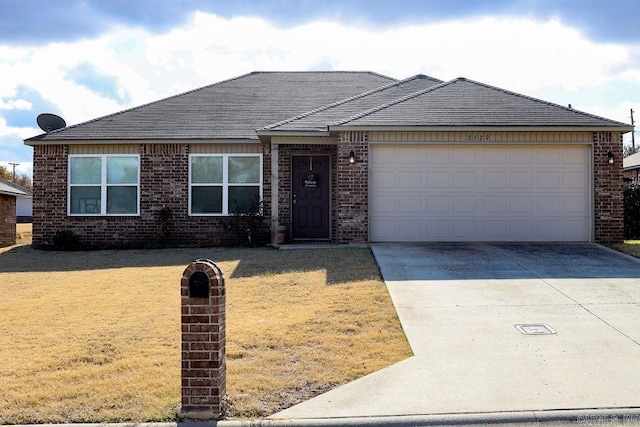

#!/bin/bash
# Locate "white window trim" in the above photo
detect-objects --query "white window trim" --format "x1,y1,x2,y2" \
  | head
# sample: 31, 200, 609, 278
68, 154, 140, 216
189, 153, 263, 216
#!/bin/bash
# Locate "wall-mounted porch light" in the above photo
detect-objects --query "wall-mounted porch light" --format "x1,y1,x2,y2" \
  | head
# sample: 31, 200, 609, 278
348, 150, 356, 164
607, 150, 614, 164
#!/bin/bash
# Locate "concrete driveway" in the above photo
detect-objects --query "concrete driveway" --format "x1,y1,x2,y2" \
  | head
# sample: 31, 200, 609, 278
274, 243, 640, 420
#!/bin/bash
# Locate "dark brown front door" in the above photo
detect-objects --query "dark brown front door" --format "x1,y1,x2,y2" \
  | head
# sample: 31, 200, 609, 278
292, 156, 330, 239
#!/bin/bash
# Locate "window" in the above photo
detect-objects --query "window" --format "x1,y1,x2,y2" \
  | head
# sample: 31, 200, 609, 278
68, 155, 139, 215
190, 154, 262, 215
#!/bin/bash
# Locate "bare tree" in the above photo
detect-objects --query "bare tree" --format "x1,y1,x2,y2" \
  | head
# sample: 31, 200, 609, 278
624, 144, 640, 158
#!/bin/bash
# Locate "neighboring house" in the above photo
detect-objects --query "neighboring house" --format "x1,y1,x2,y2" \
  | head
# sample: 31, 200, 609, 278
0, 179, 33, 222
0, 178, 27, 247
24, 71, 632, 247
624, 151, 640, 188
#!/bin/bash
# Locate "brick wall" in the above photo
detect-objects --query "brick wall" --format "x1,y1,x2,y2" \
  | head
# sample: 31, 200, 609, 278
32, 143, 271, 248
336, 131, 368, 243
0, 194, 16, 247
33, 145, 68, 245
593, 131, 624, 243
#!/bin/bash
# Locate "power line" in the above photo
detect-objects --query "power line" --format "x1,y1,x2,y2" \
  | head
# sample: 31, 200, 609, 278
631, 108, 635, 150
8, 162, 19, 182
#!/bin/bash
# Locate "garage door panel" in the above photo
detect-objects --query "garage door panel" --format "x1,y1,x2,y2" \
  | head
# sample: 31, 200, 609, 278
371, 195, 396, 213
398, 147, 424, 163
398, 171, 422, 188
372, 171, 395, 188
370, 145, 590, 242
451, 147, 475, 163
426, 195, 449, 213
453, 171, 476, 187
426, 171, 449, 187
564, 196, 587, 213
483, 171, 508, 188
452, 195, 476, 213
563, 171, 587, 187
537, 171, 562, 188
398, 195, 422, 213
483, 147, 507, 164
426, 147, 450, 163
510, 148, 534, 164
510, 196, 533, 212
483, 220, 508, 238
509, 171, 534, 187
537, 148, 563, 164
509, 220, 533, 237
427, 220, 450, 237
452, 220, 476, 237
538, 220, 562, 237
564, 220, 588, 237
371, 219, 396, 240
398, 220, 422, 237
483, 196, 507, 213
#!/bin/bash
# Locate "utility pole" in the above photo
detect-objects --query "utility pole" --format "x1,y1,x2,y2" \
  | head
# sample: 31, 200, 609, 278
8, 162, 19, 183
632, 109, 636, 150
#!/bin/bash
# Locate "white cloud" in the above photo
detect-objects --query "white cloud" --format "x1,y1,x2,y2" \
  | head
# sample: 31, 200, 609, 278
0, 12, 638, 150
0, 98, 32, 110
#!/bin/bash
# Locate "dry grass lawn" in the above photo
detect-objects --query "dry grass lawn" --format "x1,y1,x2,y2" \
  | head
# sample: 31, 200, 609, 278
0, 244, 411, 423
607, 240, 640, 258
15, 223, 32, 245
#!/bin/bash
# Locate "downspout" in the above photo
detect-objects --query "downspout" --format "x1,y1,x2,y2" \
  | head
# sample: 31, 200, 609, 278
271, 142, 279, 246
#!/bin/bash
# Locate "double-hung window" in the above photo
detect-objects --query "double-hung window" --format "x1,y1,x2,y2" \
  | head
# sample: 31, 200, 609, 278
68, 155, 140, 215
190, 154, 262, 215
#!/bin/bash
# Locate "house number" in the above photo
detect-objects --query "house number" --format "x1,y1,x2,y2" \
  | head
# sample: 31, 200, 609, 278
466, 134, 491, 141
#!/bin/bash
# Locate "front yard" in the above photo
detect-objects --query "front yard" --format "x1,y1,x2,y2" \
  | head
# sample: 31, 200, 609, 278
607, 240, 640, 258
0, 244, 411, 423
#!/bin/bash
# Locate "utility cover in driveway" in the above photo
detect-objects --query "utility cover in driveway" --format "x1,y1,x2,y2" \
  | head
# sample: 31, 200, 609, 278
515, 323, 557, 335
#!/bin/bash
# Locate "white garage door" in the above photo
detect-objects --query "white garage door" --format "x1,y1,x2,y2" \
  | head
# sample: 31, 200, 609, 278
369, 145, 591, 242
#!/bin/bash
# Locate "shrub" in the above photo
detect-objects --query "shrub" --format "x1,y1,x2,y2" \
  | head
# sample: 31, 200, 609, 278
51, 230, 82, 251
625, 184, 640, 239
219, 197, 269, 246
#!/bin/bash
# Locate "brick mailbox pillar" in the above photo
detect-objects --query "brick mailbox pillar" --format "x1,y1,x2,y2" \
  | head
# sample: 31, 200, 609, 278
179, 259, 226, 420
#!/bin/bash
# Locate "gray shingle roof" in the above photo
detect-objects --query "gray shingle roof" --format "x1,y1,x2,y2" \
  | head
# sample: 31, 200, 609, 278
259, 74, 443, 132
624, 151, 640, 170
0, 178, 28, 197
332, 78, 632, 129
26, 71, 396, 142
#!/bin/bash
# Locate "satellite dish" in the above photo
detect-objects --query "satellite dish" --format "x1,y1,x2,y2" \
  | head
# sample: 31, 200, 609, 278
37, 113, 66, 132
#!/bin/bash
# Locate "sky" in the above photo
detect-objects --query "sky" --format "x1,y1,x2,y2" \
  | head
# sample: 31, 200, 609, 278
2, 0, 640, 178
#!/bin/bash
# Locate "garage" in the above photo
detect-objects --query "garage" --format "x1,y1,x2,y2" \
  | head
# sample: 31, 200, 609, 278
369, 144, 591, 242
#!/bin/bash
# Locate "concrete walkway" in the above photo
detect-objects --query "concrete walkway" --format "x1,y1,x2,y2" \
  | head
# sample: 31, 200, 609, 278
273, 243, 640, 420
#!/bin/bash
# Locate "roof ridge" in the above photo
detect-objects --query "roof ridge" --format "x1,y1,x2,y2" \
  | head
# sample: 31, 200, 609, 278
331, 78, 459, 126
258, 74, 441, 131
26, 71, 260, 141
332, 77, 632, 127
456, 77, 632, 126
27, 71, 398, 141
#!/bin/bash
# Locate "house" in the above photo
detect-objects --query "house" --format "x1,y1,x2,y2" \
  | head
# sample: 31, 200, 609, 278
624, 151, 640, 188
24, 71, 632, 247
0, 178, 28, 247
0, 179, 33, 223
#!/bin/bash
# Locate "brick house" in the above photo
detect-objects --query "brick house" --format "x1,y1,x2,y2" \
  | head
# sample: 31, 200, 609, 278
624, 151, 640, 188
0, 178, 27, 247
25, 71, 632, 247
